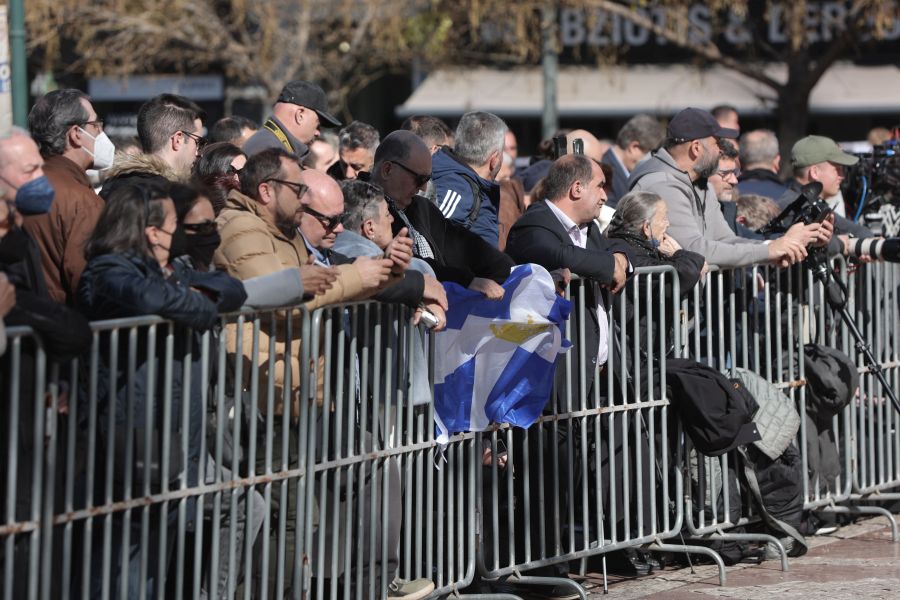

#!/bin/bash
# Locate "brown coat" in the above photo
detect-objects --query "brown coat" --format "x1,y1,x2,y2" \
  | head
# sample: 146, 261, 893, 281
498, 178, 527, 251
21, 155, 105, 305
213, 189, 367, 415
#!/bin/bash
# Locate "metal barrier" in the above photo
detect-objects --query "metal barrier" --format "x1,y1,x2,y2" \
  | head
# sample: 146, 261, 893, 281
474, 268, 707, 596
844, 261, 900, 528
0, 307, 315, 600
3, 259, 900, 599
298, 301, 479, 600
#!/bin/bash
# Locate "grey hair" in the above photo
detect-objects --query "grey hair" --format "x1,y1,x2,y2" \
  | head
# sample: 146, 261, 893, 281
616, 114, 665, 152
339, 121, 380, 153
0, 125, 31, 140
453, 111, 507, 167
341, 179, 385, 232
606, 191, 664, 238
0, 126, 37, 165
739, 129, 779, 167
28, 89, 91, 157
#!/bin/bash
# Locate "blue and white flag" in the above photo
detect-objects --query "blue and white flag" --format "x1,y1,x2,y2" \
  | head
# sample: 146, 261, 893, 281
433, 264, 572, 444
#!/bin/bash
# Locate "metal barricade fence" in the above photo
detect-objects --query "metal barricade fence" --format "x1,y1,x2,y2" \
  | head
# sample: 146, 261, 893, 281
4, 260, 900, 600
0, 306, 317, 600
847, 261, 900, 514
674, 263, 807, 571
474, 267, 702, 596
801, 257, 854, 512
298, 301, 478, 600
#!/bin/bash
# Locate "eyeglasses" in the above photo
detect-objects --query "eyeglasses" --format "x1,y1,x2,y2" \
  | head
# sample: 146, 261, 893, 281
80, 119, 104, 131
716, 168, 741, 178
304, 205, 346, 230
267, 178, 308, 199
179, 130, 208, 149
183, 220, 217, 235
390, 160, 431, 188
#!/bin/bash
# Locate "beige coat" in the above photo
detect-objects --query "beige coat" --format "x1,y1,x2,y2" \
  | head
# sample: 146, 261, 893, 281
214, 189, 366, 415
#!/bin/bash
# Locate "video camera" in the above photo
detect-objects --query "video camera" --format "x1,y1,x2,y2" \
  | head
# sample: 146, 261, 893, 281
843, 134, 900, 234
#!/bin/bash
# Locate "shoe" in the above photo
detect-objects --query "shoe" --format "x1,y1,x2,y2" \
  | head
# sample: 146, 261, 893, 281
764, 537, 794, 560
387, 578, 435, 600
815, 525, 839, 535
542, 585, 581, 600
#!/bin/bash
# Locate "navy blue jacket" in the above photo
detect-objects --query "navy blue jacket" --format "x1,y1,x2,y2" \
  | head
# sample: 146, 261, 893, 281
431, 148, 501, 247
736, 168, 789, 200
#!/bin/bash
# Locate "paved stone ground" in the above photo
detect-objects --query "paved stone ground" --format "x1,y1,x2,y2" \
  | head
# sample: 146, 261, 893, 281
570, 515, 900, 599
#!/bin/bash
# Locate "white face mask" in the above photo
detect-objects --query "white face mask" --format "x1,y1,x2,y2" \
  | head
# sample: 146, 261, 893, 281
79, 128, 116, 170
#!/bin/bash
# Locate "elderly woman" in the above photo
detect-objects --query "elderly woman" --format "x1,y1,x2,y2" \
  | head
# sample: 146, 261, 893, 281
78, 179, 245, 598
334, 179, 435, 277
606, 190, 707, 294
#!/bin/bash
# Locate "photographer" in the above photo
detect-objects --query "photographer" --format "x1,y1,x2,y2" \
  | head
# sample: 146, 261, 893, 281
781, 135, 879, 258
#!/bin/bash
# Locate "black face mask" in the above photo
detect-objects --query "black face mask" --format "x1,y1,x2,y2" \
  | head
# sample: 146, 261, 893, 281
169, 226, 188, 264
184, 230, 221, 271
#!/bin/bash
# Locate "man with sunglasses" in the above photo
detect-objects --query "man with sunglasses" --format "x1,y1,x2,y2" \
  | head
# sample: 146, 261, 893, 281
23, 89, 108, 305
298, 169, 447, 327
370, 130, 514, 298
215, 148, 391, 310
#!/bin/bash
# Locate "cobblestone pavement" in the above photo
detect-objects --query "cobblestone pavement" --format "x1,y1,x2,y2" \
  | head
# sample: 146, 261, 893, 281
571, 515, 900, 599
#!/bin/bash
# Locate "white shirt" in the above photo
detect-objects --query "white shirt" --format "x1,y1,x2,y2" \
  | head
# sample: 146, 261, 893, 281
545, 200, 610, 366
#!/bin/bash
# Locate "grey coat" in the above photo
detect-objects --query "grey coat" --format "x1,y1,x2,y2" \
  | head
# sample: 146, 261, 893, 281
628, 148, 770, 268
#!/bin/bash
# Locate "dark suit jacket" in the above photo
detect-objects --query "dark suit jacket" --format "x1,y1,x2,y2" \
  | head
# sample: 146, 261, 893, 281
505, 200, 633, 396
389, 195, 515, 286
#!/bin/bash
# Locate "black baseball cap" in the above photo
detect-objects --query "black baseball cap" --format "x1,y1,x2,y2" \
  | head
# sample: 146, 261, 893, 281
276, 80, 342, 128
667, 107, 739, 143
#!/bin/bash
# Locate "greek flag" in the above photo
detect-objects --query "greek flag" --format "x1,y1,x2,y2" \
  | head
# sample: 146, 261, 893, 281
433, 264, 572, 444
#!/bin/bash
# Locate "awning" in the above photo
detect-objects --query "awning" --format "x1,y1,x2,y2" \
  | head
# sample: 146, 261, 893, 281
396, 63, 900, 118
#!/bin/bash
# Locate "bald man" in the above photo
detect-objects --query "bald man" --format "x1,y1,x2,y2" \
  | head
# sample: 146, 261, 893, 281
297, 168, 447, 316
566, 129, 609, 163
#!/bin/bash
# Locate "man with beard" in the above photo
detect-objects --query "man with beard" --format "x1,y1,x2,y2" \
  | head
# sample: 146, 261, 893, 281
628, 108, 821, 268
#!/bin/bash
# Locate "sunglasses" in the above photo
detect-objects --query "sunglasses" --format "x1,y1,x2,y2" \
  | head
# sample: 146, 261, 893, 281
267, 178, 308, 199
304, 205, 346, 230
180, 130, 208, 149
390, 160, 431, 188
183, 220, 217, 235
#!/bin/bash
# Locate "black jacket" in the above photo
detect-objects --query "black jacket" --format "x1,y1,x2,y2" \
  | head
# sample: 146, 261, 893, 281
77, 253, 245, 520
78, 252, 245, 328
388, 195, 514, 286
505, 200, 634, 394
606, 233, 705, 367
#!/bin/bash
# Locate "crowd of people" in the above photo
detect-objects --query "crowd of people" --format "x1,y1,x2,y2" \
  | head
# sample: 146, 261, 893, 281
0, 79, 893, 599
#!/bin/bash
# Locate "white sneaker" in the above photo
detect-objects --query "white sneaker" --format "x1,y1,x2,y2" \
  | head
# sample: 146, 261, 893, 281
387, 578, 435, 600
815, 525, 839, 535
